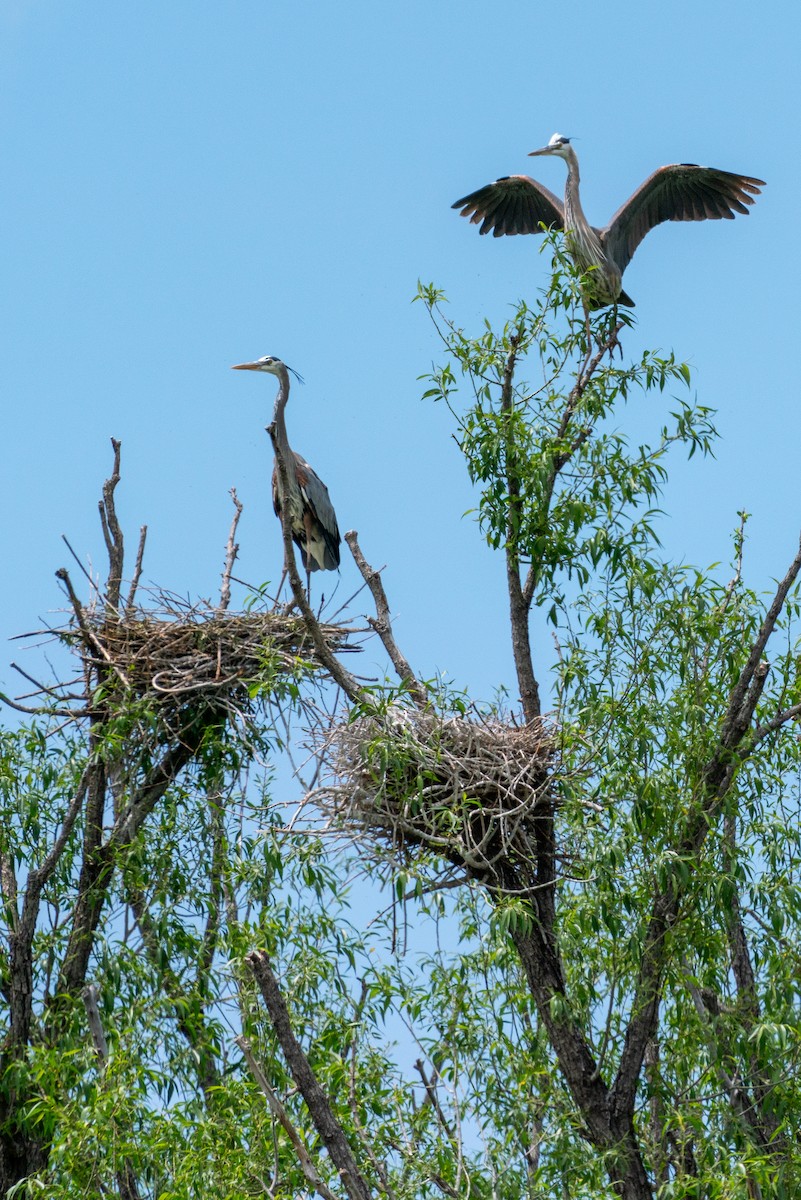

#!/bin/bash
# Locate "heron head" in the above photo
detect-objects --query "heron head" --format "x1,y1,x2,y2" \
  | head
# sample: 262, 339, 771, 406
529, 132, 572, 159
231, 356, 304, 384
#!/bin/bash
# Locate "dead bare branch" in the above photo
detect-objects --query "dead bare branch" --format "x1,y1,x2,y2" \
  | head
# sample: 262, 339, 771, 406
246, 949, 373, 1200
344, 531, 426, 707
219, 489, 243, 613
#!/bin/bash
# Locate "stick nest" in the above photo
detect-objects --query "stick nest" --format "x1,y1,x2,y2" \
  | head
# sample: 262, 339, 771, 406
317, 707, 553, 883
63, 607, 359, 708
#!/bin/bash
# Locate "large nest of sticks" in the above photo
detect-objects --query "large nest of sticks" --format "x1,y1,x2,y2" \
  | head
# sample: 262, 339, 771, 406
317, 707, 553, 884
62, 606, 359, 709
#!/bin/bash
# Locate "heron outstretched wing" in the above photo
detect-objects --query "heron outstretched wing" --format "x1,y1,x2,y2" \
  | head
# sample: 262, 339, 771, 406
602, 165, 765, 276
452, 175, 565, 237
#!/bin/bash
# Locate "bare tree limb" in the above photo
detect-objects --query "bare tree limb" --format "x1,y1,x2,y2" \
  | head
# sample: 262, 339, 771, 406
245, 949, 374, 1200
55, 568, 132, 692
344, 532, 426, 708
345, 983, 397, 1200
219, 489, 243, 613
124, 525, 148, 617
99, 438, 125, 614
82, 983, 110, 1062
236, 1035, 340, 1200
414, 1059, 455, 1141
499, 332, 542, 725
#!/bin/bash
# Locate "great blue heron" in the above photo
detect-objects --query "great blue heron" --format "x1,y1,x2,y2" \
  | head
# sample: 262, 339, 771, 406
452, 133, 764, 309
231, 355, 341, 592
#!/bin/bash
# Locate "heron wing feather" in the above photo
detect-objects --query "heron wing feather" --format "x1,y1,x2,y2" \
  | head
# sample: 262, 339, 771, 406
452, 175, 564, 237
272, 453, 341, 572
293, 453, 341, 571
602, 165, 764, 275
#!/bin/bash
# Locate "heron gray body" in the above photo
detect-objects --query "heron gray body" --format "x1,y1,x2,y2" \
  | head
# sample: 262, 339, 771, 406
231, 356, 341, 578
452, 133, 764, 309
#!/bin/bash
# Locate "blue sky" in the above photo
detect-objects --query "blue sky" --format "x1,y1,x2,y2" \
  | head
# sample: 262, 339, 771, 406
1, 0, 798, 711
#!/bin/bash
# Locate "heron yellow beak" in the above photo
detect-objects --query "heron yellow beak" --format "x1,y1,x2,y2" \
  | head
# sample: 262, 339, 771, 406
231, 362, 260, 370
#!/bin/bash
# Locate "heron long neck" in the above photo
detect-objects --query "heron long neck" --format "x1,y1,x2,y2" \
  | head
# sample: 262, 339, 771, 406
562, 145, 590, 236
271, 367, 299, 500
272, 367, 293, 460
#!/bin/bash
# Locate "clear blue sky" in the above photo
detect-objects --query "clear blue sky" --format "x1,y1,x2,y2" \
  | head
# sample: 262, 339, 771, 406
1, 0, 798, 708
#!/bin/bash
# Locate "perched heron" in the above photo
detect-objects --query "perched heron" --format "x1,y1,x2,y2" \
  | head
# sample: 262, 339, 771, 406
452, 133, 764, 309
231, 355, 341, 591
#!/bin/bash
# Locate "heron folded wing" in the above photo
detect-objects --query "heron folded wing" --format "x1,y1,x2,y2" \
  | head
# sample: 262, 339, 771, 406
602, 164, 765, 276
295, 456, 341, 571
452, 175, 564, 237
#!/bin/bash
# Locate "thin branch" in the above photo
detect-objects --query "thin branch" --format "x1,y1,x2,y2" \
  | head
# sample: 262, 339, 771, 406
9, 662, 72, 701
123, 874, 220, 1097
414, 1059, 455, 1140
60, 534, 95, 588
521, 317, 623, 610
82, 983, 110, 1062
347, 982, 397, 1200
124, 526, 148, 617
722, 813, 785, 1152
0, 692, 83, 719
236, 1036, 340, 1200
643, 1040, 669, 1187
679, 961, 767, 1181
81, 984, 143, 1200
744, 702, 801, 752
344, 532, 426, 707
55, 568, 132, 692
99, 438, 125, 614
219, 489, 243, 613
721, 532, 801, 746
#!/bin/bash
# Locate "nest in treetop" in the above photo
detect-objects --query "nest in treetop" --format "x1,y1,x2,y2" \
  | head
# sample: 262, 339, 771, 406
317, 707, 554, 884
60, 605, 360, 709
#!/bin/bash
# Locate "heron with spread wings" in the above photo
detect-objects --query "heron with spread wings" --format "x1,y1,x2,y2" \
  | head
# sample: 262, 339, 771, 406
452, 133, 764, 309
231, 355, 341, 593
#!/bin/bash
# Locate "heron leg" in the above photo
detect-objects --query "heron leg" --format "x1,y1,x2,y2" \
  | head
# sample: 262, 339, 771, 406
582, 301, 592, 352
609, 304, 623, 359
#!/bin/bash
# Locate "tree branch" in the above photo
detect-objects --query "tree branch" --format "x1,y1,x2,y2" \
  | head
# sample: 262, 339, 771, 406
612, 534, 801, 1122
500, 333, 541, 724
344, 532, 427, 707
123, 873, 221, 1097
219, 488, 243, 613
82, 984, 143, 1200
245, 949, 373, 1200
99, 438, 125, 614
124, 525, 148, 617
236, 1035, 340, 1200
